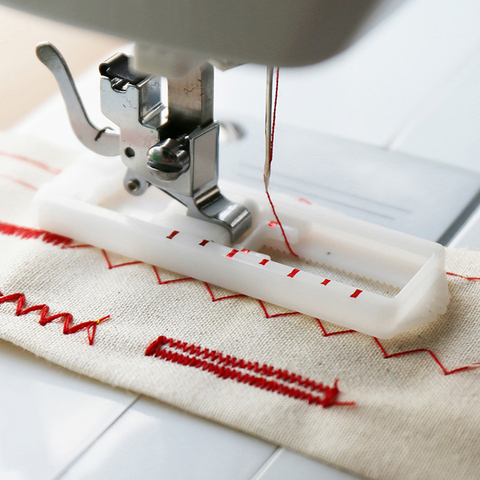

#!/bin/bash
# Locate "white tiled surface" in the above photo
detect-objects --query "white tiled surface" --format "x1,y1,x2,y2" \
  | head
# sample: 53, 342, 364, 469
3, 0, 480, 479
0, 339, 136, 480
61, 397, 276, 480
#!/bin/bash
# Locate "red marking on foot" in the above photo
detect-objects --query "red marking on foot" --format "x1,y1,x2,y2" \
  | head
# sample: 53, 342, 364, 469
166, 230, 179, 240
287, 268, 300, 278
241, 248, 250, 253
298, 198, 312, 205
259, 259, 269, 266
268, 221, 278, 228
350, 289, 362, 298
199, 239, 209, 247
321, 279, 331, 286
226, 249, 239, 258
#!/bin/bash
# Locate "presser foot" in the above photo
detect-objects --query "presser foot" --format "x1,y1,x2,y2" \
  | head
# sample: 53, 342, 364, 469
36, 42, 252, 243
33, 153, 450, 339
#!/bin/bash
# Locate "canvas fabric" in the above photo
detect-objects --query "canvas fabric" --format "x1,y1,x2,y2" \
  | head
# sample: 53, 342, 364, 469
0, 132, 479, 480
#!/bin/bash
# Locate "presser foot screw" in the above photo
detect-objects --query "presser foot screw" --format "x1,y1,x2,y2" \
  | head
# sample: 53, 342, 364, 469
126, 178, 141, 193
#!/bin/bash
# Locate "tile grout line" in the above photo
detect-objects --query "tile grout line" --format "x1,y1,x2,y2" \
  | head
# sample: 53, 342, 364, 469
52, 394, 141, 480
249, 446, 283, 480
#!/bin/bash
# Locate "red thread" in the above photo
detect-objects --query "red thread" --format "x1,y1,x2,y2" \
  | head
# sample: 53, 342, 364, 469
372, 338, 479, 375
350, 289, 362, 298
199, 240, 209, 247
287, 268, 300, 278
204, 283, 245, 302
316, 319, 356, 337
315, 318, 479, 375
166, 230, 179, 240
447, 272, 480, 281
0, 174, 37, 190
145, 336, 354, 407
152, 266, 193, 285
264, 68, 298, 258
258, 300, 299, 319
321, 279, 331, 286
0, 222, 73, 247
259, 259, 269, 266
226, 249, 239, 258
102, 249, 142, 269
0, 150, 62, 174
0, 291, 109, 345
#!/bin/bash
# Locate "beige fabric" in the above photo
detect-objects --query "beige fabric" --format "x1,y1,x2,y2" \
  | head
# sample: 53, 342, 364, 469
0, 132, 479, 479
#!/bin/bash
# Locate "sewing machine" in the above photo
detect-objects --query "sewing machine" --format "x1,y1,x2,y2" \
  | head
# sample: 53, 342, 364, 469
2, 1, 480, 478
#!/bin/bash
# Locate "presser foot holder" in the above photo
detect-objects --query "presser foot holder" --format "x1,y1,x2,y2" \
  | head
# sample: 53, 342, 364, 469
33, 154, 450, 338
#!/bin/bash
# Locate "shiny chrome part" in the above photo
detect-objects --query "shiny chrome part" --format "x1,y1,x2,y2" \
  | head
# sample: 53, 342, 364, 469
38, 43, 251, 243
167, 64, 214, 129
36, 42, 120, 156
264, 66, 274, 190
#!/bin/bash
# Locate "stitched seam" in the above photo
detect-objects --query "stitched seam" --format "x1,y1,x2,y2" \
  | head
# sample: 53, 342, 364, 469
145, 336, 354, 408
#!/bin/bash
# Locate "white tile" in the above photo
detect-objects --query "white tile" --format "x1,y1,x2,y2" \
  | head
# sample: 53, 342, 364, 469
0, 340, 136, 480
60, 396, 276, 480
252, 448, 358, 480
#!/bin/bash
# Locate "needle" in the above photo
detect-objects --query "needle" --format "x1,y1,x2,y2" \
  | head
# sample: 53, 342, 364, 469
264, 66, 274, 191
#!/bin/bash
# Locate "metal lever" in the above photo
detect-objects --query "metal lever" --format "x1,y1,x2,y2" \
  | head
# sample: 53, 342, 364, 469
36, 42, 120, 156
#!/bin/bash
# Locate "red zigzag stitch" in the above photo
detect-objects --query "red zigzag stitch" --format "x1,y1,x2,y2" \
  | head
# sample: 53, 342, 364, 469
0, 291, 109, 345
146, 335, 355, 408
1, 221, 479, 374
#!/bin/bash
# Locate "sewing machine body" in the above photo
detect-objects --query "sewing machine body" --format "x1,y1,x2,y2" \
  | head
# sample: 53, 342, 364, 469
1, 0, 406, 74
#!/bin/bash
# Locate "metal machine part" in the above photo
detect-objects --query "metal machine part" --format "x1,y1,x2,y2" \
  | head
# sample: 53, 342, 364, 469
36, 42, 252, 243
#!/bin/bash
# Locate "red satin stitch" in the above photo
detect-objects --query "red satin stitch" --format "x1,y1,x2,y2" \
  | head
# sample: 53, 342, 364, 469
0, 222, 73, 247
145, 335, 354, 408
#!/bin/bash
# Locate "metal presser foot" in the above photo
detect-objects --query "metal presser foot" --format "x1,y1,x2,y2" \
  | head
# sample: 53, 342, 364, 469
36, 42, 252, 243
